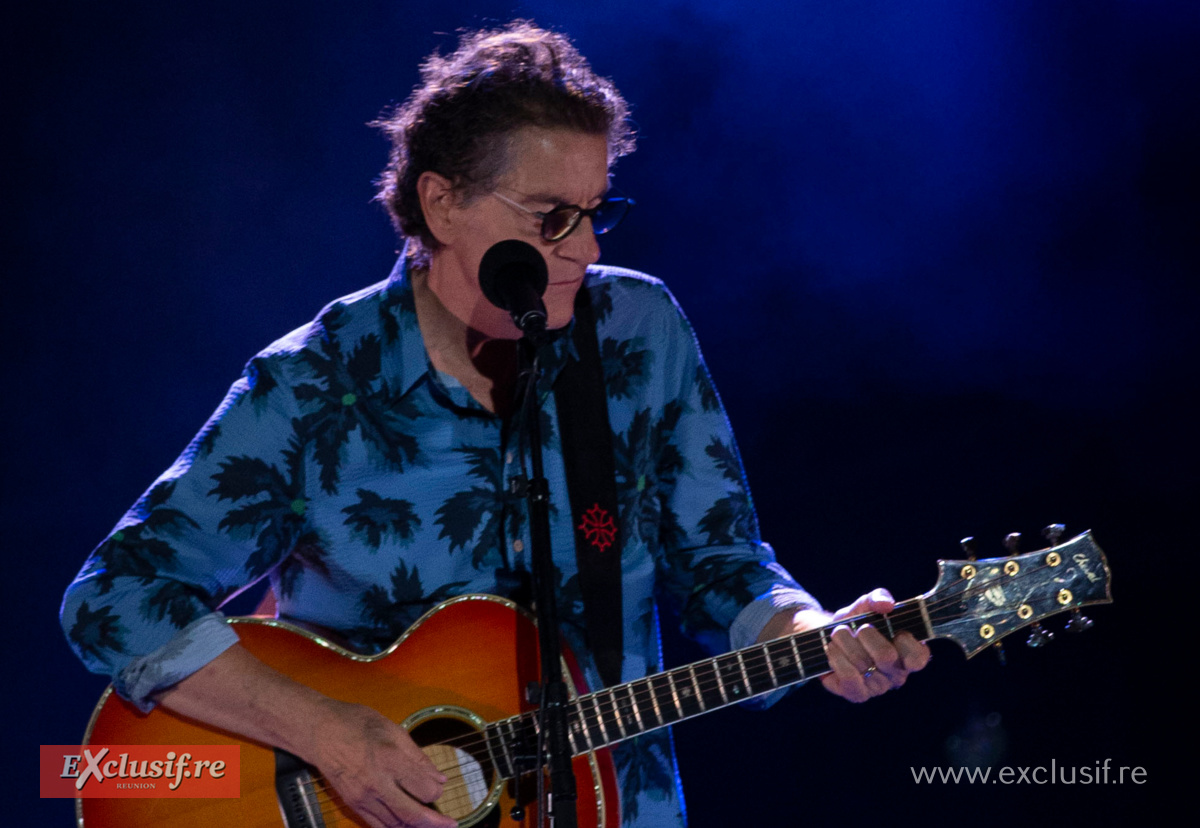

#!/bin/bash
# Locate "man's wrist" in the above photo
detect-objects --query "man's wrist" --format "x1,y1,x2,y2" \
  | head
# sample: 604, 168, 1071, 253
756, 607, 834, 643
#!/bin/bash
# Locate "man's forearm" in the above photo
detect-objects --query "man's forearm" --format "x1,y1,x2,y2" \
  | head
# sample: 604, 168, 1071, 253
155, 643, 456, 828
154, 643, 340, 760
756, 607, 833, 643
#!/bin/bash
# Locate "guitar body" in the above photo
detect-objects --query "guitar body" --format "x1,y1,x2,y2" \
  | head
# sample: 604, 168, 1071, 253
78, 595, 619, 828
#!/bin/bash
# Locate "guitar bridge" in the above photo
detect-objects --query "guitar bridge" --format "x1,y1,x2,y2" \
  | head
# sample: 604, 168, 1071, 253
274, 748, 328, 828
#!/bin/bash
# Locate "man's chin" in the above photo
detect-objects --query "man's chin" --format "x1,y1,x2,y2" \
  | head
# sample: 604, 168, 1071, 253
546, 281, 585, 330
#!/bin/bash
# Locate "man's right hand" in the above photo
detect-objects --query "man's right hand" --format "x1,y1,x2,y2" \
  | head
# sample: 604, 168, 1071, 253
310, 698, 456, 828
157, 644, 457, 828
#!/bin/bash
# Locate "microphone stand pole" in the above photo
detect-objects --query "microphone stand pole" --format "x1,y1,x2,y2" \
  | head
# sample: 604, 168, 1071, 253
515, 327, 577, 828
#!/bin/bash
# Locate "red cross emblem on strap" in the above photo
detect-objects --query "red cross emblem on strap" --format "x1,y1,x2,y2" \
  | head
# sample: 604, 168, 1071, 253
577, 503, 617, 552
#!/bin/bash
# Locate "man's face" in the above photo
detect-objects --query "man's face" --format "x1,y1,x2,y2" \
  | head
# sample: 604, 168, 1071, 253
427, 127, 609, 339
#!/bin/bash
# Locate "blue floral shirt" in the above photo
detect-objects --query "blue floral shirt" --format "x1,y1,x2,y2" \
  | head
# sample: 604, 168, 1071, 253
62, 256, 818, 826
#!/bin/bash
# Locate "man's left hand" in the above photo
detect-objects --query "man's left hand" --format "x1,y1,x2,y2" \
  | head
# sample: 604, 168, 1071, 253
760, 588, 931, 703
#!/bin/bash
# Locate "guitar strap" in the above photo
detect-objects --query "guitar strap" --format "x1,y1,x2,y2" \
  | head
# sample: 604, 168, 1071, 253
554, 284, 624, 688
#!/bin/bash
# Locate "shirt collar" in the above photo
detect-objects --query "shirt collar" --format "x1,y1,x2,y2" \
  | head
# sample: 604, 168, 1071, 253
379, 251, 580, 405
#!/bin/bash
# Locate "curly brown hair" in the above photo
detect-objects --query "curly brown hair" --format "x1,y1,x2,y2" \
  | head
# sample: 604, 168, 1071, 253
372, 21, 636, 263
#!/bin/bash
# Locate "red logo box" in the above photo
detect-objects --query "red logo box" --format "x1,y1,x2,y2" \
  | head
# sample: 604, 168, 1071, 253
40, 745, 241, 798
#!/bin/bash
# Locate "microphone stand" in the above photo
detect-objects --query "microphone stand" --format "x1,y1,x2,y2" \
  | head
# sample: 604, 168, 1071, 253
514, 324, 577, 828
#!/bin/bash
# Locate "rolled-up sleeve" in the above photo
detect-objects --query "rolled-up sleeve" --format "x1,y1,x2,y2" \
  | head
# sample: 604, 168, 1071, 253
60, 350, 306, 710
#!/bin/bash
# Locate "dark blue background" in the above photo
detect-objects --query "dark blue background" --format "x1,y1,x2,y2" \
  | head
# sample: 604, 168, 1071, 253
9, 1, 1195, 824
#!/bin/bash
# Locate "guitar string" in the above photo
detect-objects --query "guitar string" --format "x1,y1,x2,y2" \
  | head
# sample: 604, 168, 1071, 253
296, 557, 1078, 816
295, 556, 1083, 815
296, 598, 919, 820
295, 581, 1058, 818
299, 615, 1051, 817
292, 607, 892, 811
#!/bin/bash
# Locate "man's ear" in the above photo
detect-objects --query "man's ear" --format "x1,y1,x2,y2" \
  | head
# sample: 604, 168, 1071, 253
417, 171, 458, 245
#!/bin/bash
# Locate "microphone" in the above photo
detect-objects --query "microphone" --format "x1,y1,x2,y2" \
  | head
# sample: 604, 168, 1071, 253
478, 239, 549, 337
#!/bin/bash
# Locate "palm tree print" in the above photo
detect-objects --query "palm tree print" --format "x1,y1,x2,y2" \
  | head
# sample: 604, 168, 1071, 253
354, 560, 467, 647
697, 437, 758, 546
210, 437, 326, 592
601, 337, 650, 400
341, 488, 421, 550
614, 732, 674, 821
246, 355, 282, 413
85, 481, 198, 596
378, 278, 418, 345
589, 280, 614, 324
292, 310, 420, 494
614, 403, 685, 548
68, 601, 127, 660
144, 581, 208, 628
435, 446, 520, 569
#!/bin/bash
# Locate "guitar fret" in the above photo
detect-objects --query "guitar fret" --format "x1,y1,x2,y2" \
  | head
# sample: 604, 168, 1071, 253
693, 663, 722, 712
884, 613, 895, 638
567, 705, 585, 754
916, 596, 935, 639
736, 651, 751, 694
715, 654, 744, 703
714, 658, 730, 705
485, 722, 513, 779
676, 667, 703, 718
697, 660, 725, 710
625, 684, 646, 733
653, 673, 682, 723
742, 646, 776, 695
582, 699, 600, 748
790, 635, 806, 680
765, 639, 802, 685
608, 689, 628, 740
588, 694, 611, 746
644, 677, 664, 727
764, 643, 779, 686
497, 720, 519, 778
601, 690, 625, 743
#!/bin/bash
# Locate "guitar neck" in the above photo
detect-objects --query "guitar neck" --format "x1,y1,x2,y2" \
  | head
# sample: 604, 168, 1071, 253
484, 597, 931, 775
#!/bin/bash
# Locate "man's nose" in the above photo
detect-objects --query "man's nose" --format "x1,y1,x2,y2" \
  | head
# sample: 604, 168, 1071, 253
554, 216, 601, 265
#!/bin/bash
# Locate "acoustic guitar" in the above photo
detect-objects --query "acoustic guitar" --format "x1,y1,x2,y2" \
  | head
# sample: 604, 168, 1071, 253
77, 530, 1112, 827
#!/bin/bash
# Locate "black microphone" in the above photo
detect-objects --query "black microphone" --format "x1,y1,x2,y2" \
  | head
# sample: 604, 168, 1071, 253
478, 239, 549, 337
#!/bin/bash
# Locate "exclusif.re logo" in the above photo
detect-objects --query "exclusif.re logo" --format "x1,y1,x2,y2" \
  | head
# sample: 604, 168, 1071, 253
40, 745, 241, 798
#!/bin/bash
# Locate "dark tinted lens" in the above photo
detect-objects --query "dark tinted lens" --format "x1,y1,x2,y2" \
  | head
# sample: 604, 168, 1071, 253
541, 206, 582, 241
591, 197, 632, 235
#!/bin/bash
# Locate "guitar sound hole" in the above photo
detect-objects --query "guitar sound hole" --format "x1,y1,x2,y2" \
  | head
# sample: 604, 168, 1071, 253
410, 715, 501, 827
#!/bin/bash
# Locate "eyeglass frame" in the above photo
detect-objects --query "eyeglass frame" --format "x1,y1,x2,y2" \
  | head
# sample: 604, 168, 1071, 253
491, 190, 634, 242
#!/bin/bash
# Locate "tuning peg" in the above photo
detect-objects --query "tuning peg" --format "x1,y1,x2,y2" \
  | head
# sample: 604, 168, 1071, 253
1004, 533, 1021, 555
1065, 610, 1094, 633
960, 536, 978, 560
1026, 623, 1054, 648
1042, 524, 1066, 545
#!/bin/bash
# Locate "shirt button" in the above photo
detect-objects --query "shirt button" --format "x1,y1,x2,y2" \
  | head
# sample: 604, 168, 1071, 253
505, 451, 515, 464
512, 539, 525, 553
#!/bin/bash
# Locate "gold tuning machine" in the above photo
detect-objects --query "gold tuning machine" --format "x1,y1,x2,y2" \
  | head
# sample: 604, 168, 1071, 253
1042, 524, 1094, 634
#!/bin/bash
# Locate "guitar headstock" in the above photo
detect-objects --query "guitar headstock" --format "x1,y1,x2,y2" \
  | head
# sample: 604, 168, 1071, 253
923, 530, 1112, 658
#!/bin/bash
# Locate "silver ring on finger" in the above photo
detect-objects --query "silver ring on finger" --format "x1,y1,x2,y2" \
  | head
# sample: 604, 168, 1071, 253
862, 665, 877, 680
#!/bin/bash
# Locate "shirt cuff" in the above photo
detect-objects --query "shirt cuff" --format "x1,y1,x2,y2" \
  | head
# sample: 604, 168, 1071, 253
729, 586, 823, 709
114, 613, 240, 712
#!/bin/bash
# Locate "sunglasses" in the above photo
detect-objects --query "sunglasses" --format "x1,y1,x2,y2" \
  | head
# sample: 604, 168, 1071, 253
492, 190, 635, 242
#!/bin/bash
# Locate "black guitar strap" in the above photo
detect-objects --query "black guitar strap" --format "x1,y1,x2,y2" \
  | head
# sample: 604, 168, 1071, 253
554, 284, 623, 688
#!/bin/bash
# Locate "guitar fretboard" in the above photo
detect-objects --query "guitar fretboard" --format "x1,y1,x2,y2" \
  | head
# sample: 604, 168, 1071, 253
484, 599, 931, 777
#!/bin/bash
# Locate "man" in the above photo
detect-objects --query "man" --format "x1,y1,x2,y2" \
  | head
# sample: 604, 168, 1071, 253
62, 22, 928, 828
